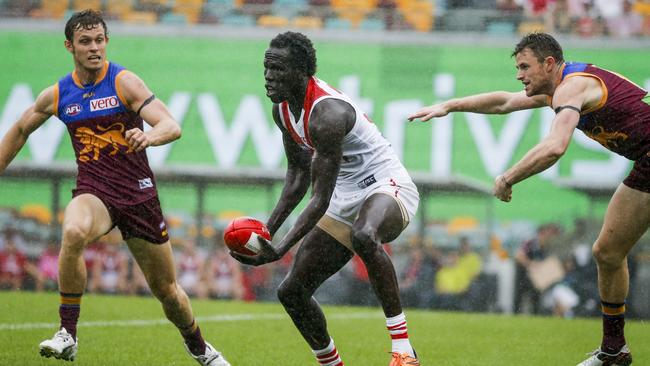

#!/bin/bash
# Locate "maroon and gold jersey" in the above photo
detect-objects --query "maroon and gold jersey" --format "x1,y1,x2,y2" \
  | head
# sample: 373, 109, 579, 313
559, 62, 650, 160
54, 62, 157, 205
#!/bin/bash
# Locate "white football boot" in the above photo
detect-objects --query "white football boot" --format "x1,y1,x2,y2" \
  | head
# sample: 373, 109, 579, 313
185, 341, 231, 366
577, 345, 632, 366
39, 328, 78, 361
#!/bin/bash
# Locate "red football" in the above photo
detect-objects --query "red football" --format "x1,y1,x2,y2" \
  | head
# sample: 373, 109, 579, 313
223, 217, 271, 255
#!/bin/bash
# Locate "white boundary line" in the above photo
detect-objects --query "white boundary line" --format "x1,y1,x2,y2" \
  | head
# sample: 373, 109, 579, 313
0, 312, 382, 331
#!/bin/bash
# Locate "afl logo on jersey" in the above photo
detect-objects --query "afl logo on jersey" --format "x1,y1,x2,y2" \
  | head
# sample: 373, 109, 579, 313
90, 96, 119, 112
65, 103, 82, 116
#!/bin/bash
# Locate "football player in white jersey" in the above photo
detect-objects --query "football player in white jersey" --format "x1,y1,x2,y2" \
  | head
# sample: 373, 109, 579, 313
230, 32, 420, 366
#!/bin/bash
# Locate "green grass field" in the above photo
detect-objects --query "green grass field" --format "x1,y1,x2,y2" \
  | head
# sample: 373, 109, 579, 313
0, 291, 647, 365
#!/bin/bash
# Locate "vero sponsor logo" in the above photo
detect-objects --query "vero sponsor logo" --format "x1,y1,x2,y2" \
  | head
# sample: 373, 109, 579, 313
90, 96, 119, 112
65, 104, 82, 116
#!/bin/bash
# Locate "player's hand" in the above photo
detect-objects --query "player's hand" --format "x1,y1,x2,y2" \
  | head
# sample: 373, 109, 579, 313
229, 236, 281, 266
493, 174, 512, 202
125, 128, 151, 152
407, 104, 449, 122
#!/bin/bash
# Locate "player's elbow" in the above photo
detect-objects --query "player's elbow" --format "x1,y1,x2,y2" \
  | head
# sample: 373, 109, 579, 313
546, 142, 567, 160
169, 123, 182, 141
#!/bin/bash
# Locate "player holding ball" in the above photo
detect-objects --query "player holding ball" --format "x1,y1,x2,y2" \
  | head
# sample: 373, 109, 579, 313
230, 31, 421, 366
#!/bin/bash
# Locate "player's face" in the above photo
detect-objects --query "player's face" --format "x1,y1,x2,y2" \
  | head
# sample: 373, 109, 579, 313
515, 48, 554, 96
263, 47, 302, 103
65, 24, 108, 72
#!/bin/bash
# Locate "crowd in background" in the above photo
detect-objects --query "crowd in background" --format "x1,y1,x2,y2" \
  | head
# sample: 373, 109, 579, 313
1, 0, 650, 36
2, 207, 649, 319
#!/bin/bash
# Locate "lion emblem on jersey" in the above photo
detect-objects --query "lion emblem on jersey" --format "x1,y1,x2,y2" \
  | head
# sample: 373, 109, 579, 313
585, 126, 629, 151
75, 122, 133, 162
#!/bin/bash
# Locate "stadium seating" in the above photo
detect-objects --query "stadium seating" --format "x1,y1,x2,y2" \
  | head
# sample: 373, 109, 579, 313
173, 0, 204, 23
220, 12, 256, 26
257, 14, 290, 27
291, 15, 323, 29
30, 0, 69, 20
72, 0, 101, 12
14, 0, 444, 32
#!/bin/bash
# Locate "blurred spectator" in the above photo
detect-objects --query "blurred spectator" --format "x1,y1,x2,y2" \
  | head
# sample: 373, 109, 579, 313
204, 241, 244, 300
83, 241, 104, 288
129, 260, 151, 296
176, 240, 207, 298
89, 243, 129, 294
399, 239, 439, 308
340, 244, 394, 306
604, 0, 643, 37
0, 230, 38, 290
524, 0, 553, 18
551, 244, 599, 317
433, 237, 483, 311
514, 223, 562, 314
576, 0, 604, 36
549, 0, 574, 33
497, 0, 524, 12
35, 240, 59, 292
633, 0, 650, 35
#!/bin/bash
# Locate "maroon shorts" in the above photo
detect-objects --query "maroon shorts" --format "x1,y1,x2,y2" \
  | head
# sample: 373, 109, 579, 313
623, 154, 650, 193
74, 190, 169, 244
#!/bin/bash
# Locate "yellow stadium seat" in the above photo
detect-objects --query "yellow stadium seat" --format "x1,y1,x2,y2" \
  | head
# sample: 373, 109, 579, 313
30, 0, 69, 20
257, 14, 290, 27
217, 210, 246, 220
106, 0, 133, 18
398, 0, 433, 32
72, 0, 101, 11
122, 11, 159, 24
447, 216, 479, 235
19, 204, 52, 225
201, 225, 216, 238
633, 2, 650, 16
292, 16, 323, 29
518, 20, 546, 35
173, 0, 205, 23
331, 0, 378, 27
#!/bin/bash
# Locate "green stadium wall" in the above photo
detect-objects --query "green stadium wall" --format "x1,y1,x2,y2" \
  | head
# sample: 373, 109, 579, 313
1, 32, 648, 224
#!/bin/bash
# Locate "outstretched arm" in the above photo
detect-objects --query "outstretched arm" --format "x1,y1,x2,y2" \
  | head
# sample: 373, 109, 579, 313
117, 71, 181, 151
265, 105, 313, 237
408, 90, 547, 122
0, 86, 55, 174
494, 78, 589, 202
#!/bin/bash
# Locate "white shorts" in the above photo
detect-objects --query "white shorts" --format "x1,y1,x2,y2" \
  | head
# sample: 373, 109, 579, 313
317, 173, 419, 249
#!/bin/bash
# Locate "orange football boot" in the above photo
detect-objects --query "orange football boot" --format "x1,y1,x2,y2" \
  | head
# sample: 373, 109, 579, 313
389, 351, 420, 366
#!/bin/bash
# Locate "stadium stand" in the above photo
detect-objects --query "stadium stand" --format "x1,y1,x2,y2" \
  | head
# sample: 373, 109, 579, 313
3, 0, 650, 36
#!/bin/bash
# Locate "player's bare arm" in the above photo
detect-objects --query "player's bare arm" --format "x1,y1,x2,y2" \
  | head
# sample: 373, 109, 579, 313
117, 71, 181, 151
265, 104, 313, 236
495, 77, 591, 202
0, 85, 55, 173
408, 90, 547, 122
271, 100, 349, 252
232, 100, 350, 266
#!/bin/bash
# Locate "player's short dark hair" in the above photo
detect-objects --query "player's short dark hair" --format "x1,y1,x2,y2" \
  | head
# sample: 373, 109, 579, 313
512, 32, 564, 64
269, 31, 317, 76
65, 9, 108, 42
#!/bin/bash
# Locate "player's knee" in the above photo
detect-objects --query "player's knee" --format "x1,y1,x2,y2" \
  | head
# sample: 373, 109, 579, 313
592, 242, 625, 269
152, 282, 179, 304
61, 223, 92, 249
277, 279, 306, 306
350, 226, 379, 257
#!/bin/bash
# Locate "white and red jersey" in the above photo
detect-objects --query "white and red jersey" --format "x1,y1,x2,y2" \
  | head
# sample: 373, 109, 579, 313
278, 77, 409, 190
